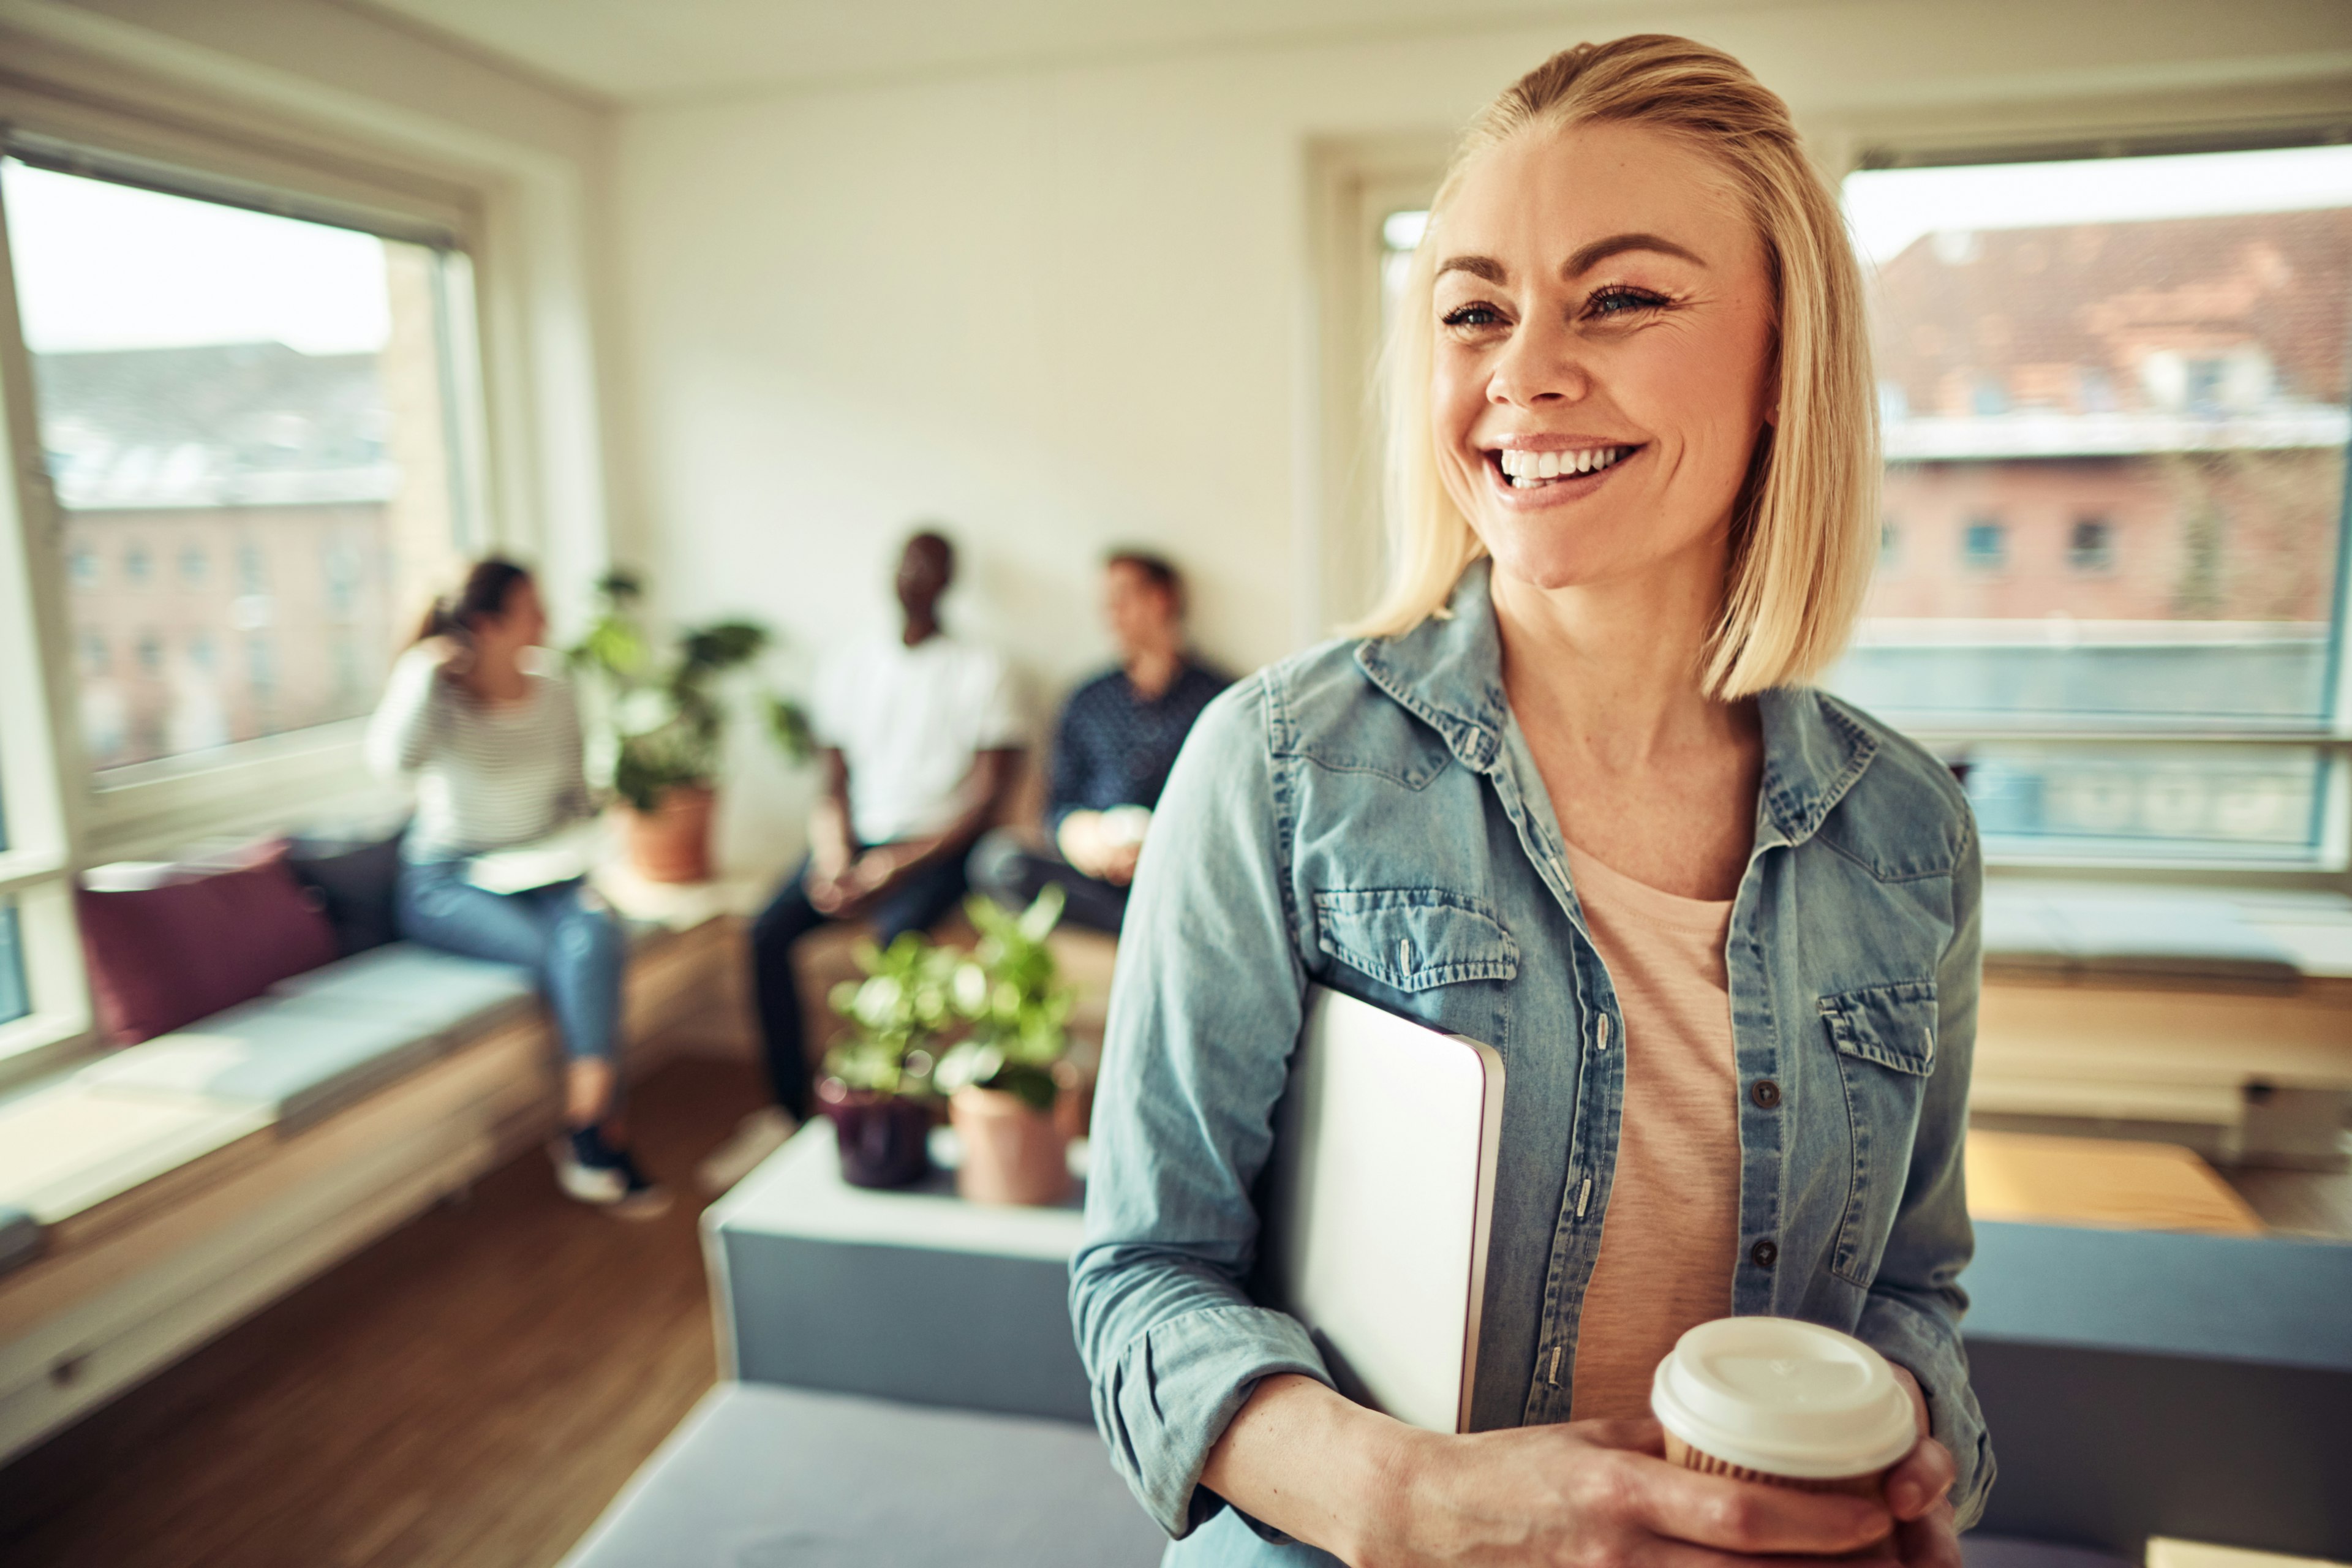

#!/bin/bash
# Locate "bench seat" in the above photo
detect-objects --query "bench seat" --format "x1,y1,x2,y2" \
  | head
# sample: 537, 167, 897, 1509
0, 911, 742, 1468
558, 1382, 1163, 1568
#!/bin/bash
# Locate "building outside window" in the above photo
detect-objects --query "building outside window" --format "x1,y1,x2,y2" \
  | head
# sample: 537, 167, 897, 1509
1834, 142, 2352, 862
2, 158, 473, 776
247, 634, 276, 702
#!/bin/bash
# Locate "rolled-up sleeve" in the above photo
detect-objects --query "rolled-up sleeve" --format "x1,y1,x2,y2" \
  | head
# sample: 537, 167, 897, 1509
1069, 675, 1333, 1539
1858, 808, 1995, 1528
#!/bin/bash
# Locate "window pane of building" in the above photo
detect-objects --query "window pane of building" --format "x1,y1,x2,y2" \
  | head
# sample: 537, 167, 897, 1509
1, 159, 472, 775
1834, 145, 2352, 859
0, 902, 26, 1029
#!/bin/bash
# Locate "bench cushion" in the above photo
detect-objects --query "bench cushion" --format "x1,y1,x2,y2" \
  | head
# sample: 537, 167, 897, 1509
559, 1382, 1163, 1568
0, 1207, 38, 1277
76, 851, 340, 1042
268, 943, 538, 1044
77, 993, 454, 1132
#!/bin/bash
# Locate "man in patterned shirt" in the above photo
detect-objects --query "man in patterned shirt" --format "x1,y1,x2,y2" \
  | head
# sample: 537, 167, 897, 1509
968, 551, 1228, 934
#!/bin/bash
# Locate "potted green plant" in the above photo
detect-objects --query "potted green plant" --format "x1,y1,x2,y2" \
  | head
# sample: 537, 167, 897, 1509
570, 570, 813, 883
818, 932, 955, 1188
937, 885, 1079, 1205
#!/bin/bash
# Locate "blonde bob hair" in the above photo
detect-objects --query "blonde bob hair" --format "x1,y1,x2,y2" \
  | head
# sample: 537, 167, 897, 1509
1358, 34, 1876, 699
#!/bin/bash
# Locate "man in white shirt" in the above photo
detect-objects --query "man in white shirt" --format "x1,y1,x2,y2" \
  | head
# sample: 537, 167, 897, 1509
721, 532, 1022, 1175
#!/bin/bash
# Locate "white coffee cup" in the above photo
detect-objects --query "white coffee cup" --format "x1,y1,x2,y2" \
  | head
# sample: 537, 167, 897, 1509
1649, 1317, 1918, 1496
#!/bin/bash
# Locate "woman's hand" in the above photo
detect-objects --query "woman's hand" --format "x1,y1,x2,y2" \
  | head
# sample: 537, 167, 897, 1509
1850, 1365, 1958, 1568
1366, 1415, 1894, 1568
1202, 1376, 1894, 1568
417, 633, 473, 678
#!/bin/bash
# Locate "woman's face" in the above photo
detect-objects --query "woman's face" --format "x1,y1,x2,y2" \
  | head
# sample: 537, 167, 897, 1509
478, 577, 548, 652
1428, 121, 1777, 597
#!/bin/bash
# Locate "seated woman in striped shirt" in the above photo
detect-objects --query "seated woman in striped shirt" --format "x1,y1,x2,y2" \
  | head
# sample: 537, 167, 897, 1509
366, 558, 666, 1217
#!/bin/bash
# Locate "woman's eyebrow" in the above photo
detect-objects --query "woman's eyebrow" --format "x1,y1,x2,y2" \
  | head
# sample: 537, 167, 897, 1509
1433, 234, 1707, 287
1434, 255, 1507, 284
1562, 232, 1706, 275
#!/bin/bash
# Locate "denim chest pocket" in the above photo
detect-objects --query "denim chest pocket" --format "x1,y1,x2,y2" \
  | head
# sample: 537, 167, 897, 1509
1312, 889, 1520, 993
1816, 980, 1937, 1287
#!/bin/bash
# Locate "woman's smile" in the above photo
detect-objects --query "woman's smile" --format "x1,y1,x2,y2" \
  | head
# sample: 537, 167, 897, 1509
1483, 440, 1647, 507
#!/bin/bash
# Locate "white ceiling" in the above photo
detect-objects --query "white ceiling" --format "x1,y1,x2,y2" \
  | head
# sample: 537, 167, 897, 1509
356, 0, 1743, 105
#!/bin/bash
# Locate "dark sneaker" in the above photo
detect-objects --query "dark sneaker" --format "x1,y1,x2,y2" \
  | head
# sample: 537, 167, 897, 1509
552, 1126, 671, 1219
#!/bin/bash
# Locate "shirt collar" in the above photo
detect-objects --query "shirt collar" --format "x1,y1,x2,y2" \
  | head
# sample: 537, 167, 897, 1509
1352, 559, 1876, 847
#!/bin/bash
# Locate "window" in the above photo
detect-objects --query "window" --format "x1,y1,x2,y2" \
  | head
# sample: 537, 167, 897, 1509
0, 902, 26, 1029
1962, 519, 2007, 571
247, 635, 276, 701
0, 778, 26, 1030
2068, 518, 2116, 573
1833, 142, 2352, 864
2, 157, 473, 778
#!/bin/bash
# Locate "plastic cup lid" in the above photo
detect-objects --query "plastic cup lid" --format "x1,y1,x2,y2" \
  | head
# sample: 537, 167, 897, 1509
1649, 1317, 1917, 1479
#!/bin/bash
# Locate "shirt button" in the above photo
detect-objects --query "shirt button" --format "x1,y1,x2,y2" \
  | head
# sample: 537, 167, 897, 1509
1750, 1239, 1779, 1269
1751, 1079, 1782, 1109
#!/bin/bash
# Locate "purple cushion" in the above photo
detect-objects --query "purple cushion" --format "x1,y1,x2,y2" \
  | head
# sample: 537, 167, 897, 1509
77, 847, 339, 1044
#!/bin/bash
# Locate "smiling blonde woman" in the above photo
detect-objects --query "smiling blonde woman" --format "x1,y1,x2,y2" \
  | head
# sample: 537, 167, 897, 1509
1073, 34, 1991, 1568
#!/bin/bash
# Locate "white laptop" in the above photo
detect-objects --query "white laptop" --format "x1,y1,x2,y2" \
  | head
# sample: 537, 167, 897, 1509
1256, 984, 1506, 1434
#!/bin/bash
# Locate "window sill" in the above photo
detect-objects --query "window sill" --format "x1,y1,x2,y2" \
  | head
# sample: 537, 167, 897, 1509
79, 723, 407, 863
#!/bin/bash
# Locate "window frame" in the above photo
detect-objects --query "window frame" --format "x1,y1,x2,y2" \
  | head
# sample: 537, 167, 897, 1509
1839, 123, 2352, 883
0, 34, 608, 1091
0, 138, 494, 854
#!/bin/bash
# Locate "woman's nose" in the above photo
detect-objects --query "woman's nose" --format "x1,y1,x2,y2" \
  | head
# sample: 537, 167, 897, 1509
1488, 314, 1589, 407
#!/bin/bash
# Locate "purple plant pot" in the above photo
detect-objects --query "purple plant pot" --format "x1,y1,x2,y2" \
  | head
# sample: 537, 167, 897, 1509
819, 1085, 933, 1189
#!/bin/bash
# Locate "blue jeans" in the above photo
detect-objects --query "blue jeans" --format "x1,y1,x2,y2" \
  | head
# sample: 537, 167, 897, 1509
396, 860, 624, 1068
751, 851, 970, 1121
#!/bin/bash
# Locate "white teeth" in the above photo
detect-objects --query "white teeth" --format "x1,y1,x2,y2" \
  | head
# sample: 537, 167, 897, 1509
1498, 445, 1630, 485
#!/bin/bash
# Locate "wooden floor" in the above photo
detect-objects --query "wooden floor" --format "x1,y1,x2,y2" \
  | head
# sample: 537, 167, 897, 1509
0, 1054, 762, 1568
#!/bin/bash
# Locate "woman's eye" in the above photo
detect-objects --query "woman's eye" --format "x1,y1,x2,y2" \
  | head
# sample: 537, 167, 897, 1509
1588, 287, 1667, 318
1441, 303, 1504, 329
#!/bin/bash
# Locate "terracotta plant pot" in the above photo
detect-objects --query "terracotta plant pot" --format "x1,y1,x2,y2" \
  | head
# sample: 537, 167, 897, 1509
623, 785, 715, 883
1052, 1060, 1095, 1144
819, 1083, 933, 1189
950, 1086, 1073, 1205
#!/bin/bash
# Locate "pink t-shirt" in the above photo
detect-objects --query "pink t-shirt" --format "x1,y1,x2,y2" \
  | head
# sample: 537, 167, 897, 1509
1561, 839, 1743, 1422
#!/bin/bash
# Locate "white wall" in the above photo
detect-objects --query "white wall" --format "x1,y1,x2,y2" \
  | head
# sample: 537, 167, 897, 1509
617, 0, 2351, 871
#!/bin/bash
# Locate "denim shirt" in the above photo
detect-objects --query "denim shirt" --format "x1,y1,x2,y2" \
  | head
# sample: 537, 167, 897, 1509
1070, 563, 1992, 1561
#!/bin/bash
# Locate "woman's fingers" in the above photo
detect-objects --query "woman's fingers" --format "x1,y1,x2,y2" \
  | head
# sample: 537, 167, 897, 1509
1885, 1438, 1955, 1520
1637, 1464, 1891, 1557
1896, 1506, 1964, 1568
